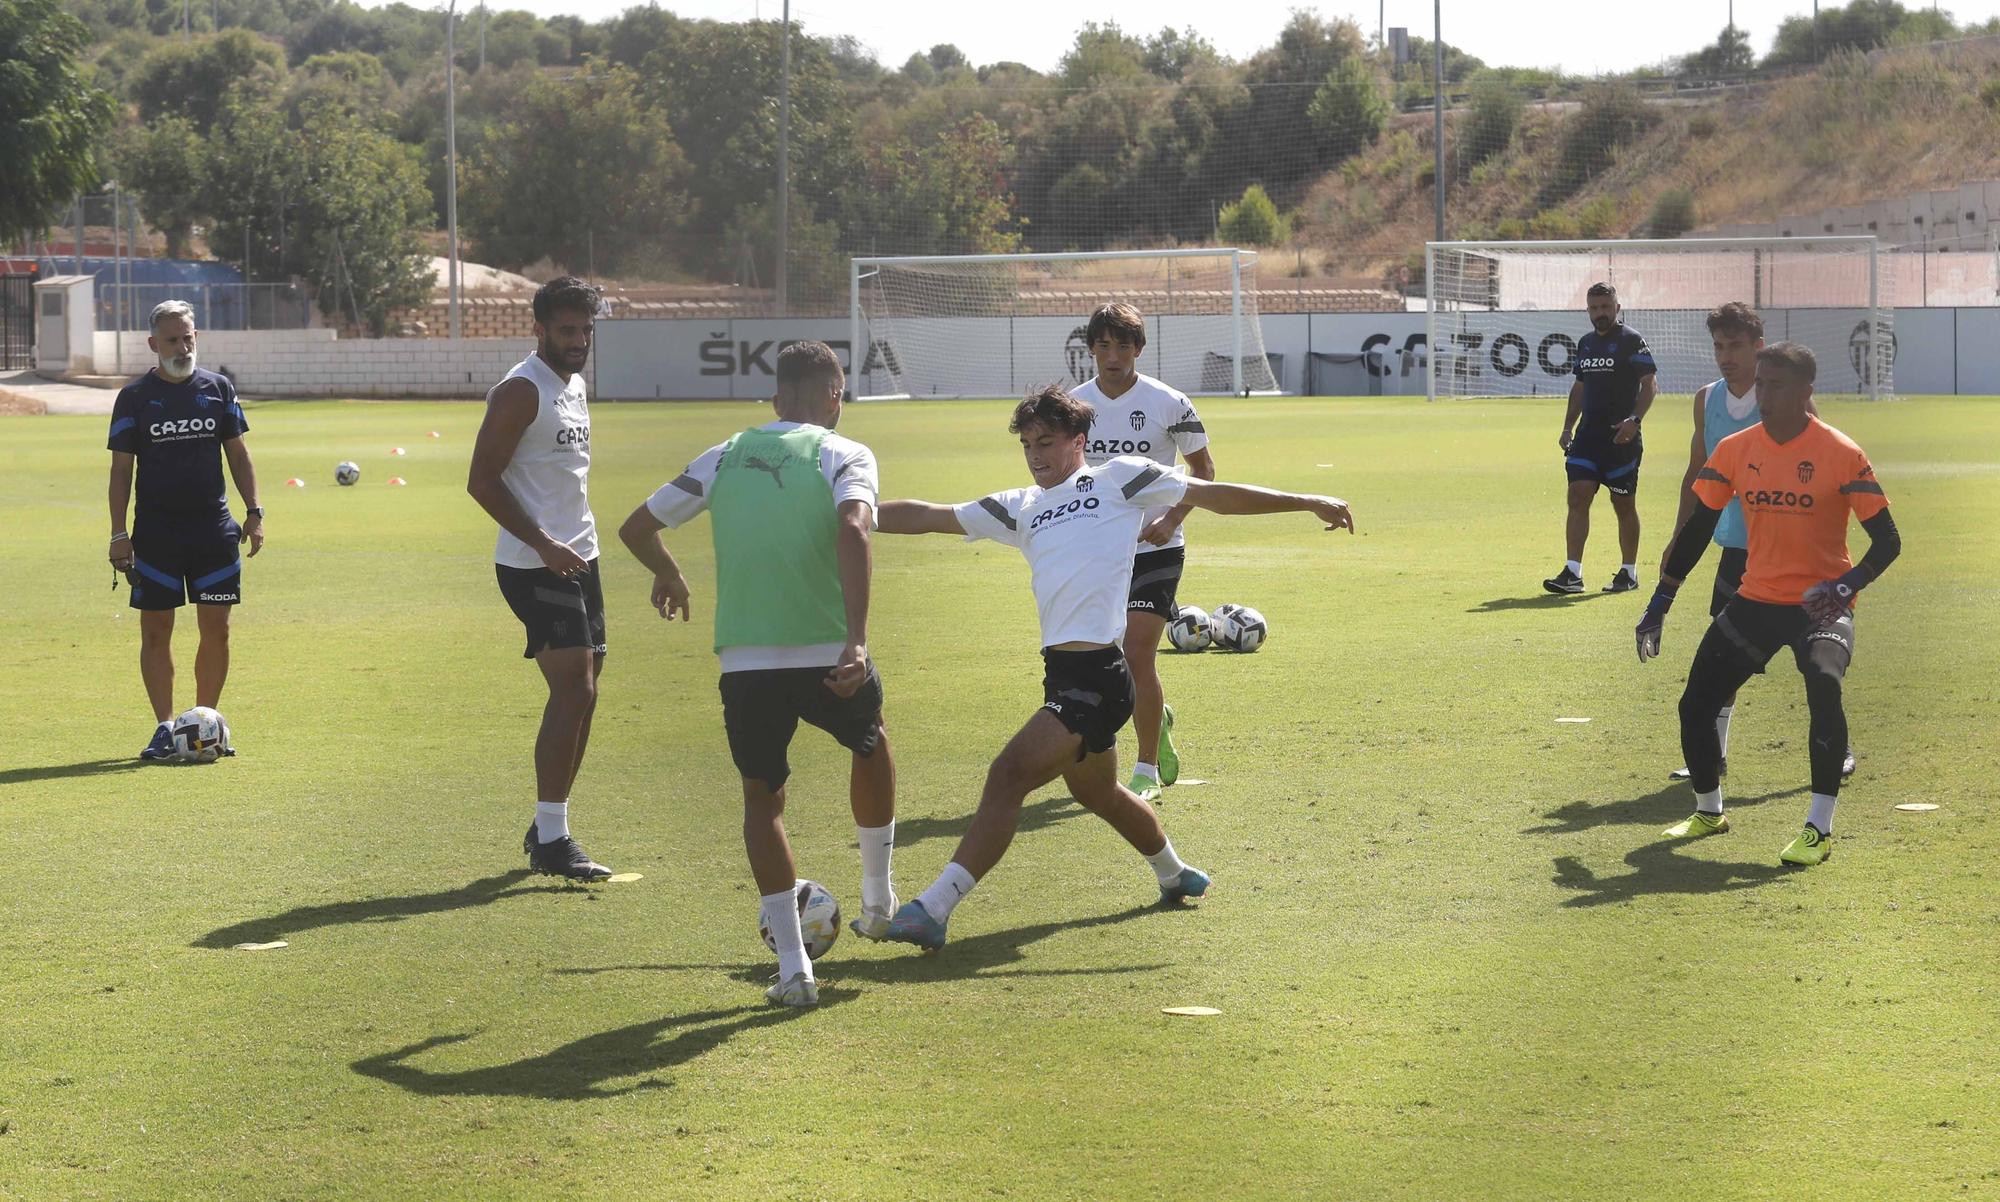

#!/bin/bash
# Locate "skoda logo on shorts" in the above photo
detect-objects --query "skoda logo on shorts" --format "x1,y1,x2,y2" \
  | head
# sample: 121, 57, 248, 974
1796, 460, 1815, 484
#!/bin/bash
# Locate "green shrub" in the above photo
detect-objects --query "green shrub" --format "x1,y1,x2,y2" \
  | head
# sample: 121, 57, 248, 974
1217, 183, 1291, 246
1647, 187, 1698, 238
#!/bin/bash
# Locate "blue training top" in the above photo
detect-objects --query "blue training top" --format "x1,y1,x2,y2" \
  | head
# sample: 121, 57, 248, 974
1573, 322, 1657, 430
107, 368, 248, 517
1701, 375, 1758, 549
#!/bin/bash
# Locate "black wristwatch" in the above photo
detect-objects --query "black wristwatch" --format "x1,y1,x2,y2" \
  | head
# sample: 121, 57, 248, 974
246, 506, 265, 518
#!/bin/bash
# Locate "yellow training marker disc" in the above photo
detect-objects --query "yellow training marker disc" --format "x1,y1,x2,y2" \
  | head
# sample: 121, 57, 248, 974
1162, 1006, 1222, 1017
1893, 803, 1940, 812
606, 872, 645, 883
232, 941, 287, 951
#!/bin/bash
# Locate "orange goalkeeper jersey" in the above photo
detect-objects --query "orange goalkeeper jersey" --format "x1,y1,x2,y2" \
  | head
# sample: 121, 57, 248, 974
1692, 416, 1889, 606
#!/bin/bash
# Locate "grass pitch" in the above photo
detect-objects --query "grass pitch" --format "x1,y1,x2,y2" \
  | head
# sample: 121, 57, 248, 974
1, 395, 1996, 1200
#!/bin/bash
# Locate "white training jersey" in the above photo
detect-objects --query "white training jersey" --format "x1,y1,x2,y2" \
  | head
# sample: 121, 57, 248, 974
645, 421, 880, 672
1073, 373, 1208, 551
493, 354, 597, 569
955, 456, 1189, 648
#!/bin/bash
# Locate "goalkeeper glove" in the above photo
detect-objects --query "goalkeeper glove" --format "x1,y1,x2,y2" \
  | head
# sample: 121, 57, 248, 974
1635, 582, 1678, 663
1802, 566, 1870, 624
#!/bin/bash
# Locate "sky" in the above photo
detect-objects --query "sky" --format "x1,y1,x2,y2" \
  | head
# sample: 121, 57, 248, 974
414, 0, 2000, 76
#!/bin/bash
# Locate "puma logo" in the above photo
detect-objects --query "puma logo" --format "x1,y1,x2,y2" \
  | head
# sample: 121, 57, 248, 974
1746, 462, 1762, 474
744, 456, 785, 487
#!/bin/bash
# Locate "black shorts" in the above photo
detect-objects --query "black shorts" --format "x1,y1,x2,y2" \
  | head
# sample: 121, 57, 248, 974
1709, 545, 1749, 618
719, 663, 886, 791
1040, 647, 1135, 758
1127, 546, 1185, 618
1564, 437, 1641, 495
129, 510, 241, 610
496, 558, 606, 659
1709, 596, 1856, 681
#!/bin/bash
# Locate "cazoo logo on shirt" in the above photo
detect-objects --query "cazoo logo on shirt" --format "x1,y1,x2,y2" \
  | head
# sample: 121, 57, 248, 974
555, 423, 590, 448
151, 417, 218, 437
1028, 496, 1101, 530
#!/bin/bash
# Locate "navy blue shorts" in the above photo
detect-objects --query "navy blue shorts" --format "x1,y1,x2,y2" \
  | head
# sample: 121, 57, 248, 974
1564, 436, 1642, 495
130, 510, 242, 610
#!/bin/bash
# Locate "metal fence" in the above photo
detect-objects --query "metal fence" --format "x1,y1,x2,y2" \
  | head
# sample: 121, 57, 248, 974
97, 282, 313, 332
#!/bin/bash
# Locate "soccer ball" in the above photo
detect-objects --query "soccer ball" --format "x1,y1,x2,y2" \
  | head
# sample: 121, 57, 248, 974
170, 706, 231, 763
335, 461, 361, 486
1213, 605, 1268, 653
1167, 604, 1213, 652
760, 879, 842, 960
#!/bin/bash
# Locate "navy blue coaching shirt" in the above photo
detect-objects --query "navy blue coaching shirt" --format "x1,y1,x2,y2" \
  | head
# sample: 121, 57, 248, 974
107, 369, 248, 516
1572, 323, 1656, 431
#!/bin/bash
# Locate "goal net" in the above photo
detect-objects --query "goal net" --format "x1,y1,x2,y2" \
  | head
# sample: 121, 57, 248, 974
1426, 237, 1893, 402
850, 249, 1280, 400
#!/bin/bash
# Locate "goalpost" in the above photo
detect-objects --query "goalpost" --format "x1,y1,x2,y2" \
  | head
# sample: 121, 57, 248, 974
1425, 236, 1893, 402
850, 248, 1281, 400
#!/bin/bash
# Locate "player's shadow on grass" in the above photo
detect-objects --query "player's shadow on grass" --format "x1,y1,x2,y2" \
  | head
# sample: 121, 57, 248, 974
0, 758, 146, 787
191, 869, 553, 949
892, 794, 1086, 849
1466, 593, 1610, 613
558, 901, 1177, 986
1526, 783, 1808, 835
351, 996, 846, 1101
1551, 842, 1792, 908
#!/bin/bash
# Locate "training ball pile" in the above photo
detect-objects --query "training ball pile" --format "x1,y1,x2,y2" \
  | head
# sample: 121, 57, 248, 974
760, 880, 842, 960
1169, 603, 1266, 652
170, 706, 230, 763
335, 461, 361, 486
1212, 604, 1268, 653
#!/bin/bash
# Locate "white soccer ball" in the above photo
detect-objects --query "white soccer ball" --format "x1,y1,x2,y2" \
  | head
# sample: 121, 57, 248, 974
170, 706, 231, 763
1213, 605, 1268, 653
335, 461, 361, 486
1167, 604, 1213, 652
760, 879, 842, 960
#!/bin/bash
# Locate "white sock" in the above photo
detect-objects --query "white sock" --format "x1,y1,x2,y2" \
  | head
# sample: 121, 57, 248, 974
1807, 792, 1837, 834
857, 821, 895, 913
1144, 838, 1188, 886
534, 801, 568, 842
1132, 762, 1160, 783
1565, 559, 1583, 576
1716, 706, 1734, 757
760, 887, 812, 982
1620, 563, 1636, 577
1696, 788, 1724, 816
916, 862, 977, 924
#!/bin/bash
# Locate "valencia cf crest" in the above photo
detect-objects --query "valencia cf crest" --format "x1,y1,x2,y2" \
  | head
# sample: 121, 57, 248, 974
1796, 460, 1815, 484
1128, 410, 1145, 431
1076, 475, 1093, 493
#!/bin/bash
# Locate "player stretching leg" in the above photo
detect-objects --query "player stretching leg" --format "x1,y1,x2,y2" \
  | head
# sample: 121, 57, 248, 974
1636, 343, 1900, 865
1663, 303, 1855, 782
1073, 303, 1215, 802
867, 385, 1354, 951
620, 341, 895, 1008
468, 277, 613, 881
1545, 282, 1656, 595
107, 300, 264, 758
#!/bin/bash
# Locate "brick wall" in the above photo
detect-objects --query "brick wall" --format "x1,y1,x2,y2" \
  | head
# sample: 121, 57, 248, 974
93, 330, 536, 398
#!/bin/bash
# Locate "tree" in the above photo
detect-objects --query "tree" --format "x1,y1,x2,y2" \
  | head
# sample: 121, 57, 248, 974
1217, 183, 1289, 246
1463, 74, 1525, 165
0, 0, 117, 244
1306, 57, 1390, 163
1647, 188, 1697, 238
203, 87, 433, 333
1764, 0, 1955, 69
1678, 24, 1755, 78
1059, 21, 1147, 88
1142, 27, 1221, 82
1543, 83, 1654, 205
1236, 12, 1368, 190
463, 62, 689, 277
115, 115, 206, 257
129, 28, 286, 133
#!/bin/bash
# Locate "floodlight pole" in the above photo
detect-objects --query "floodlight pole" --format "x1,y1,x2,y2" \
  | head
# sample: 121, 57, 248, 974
445, 0, 462, 340
775, 0, 791, 317
1433, 0, 1445, 243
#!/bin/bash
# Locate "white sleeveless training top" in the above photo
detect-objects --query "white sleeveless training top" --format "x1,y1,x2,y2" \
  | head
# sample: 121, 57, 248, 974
493, 354, 597, 569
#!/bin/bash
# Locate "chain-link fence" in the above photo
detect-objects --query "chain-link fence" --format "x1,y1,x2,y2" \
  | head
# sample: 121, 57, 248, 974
97, 282, 313, 332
